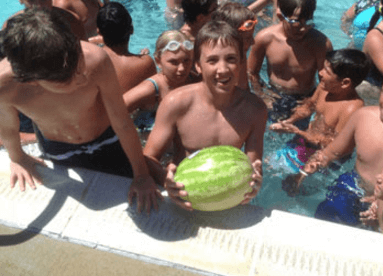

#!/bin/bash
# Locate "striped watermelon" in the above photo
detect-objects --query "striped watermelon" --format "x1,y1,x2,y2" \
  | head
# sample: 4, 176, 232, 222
174, 145, 253, 211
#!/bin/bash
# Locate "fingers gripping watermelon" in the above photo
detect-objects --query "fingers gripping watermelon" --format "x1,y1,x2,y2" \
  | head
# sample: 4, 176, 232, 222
174, 145, 253, 211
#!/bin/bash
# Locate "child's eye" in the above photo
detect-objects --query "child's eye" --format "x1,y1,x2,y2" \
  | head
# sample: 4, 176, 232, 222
227, 56, 238, 63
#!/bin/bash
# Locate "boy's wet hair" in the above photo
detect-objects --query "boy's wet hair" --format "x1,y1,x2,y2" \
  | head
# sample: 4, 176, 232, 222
278, 0, 316, 20
194, 20, 243, 62
211, 2, 256, 30
326, 49, 370, 87
97, 2, 133, 47
3, 7, 81, 83
182, 0, 217, 24
154, 30, 191, 59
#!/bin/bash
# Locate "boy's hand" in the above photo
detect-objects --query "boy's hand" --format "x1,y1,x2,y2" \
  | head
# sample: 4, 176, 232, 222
128, 174, 163, 214
241, 159, 262, 205
282, 173, 306, 197
360, 197, 378, 226
269, 121, 299, 134
164, 163, 193, 211
10, 154, 46, 191
375, 172, 383, 200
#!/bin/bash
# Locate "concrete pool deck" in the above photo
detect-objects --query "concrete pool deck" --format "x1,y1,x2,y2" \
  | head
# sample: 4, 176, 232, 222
1, 145, 383, 276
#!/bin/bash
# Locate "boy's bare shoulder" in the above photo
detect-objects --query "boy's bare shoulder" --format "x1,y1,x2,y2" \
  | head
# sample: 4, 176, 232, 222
160, 82, 201, 111
0, 59, 18, 98
243, 90, 267, 113
306, 29, 331, 48
254, 23, 282, 43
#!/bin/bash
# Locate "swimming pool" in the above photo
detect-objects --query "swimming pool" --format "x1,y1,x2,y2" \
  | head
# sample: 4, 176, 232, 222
0, 0, 360, 218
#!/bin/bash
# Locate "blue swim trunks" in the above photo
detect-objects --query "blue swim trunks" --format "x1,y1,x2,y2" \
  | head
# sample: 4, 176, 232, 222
315, 170, 370, 226
35, 126, 133, 177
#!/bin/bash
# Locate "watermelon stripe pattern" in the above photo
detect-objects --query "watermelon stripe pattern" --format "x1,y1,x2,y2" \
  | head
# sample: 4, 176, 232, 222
174, 145, 253, 211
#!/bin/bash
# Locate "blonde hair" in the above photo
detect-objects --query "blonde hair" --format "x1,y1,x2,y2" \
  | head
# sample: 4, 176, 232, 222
154, 30, 191, 59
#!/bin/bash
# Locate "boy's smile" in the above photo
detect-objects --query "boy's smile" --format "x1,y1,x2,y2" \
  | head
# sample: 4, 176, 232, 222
196, 40, 240, 95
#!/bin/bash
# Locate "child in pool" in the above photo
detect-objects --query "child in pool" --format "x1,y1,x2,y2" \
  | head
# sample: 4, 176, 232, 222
92, 2, 156, 92
211, 2, 258, 91
179, 0, 218, 42
143, 21, 267, 211
123, 30, 194, 116
268, 49, 369, 177
0, 8, 160, 213
287, 87, 383, 227
247, 0, 333, 116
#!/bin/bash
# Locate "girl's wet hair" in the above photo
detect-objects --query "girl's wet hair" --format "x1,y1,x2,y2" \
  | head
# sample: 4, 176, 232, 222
97, 2, 133, 47
326, 49, 370, 87
211, 2, 256, 30
3, 7, 81, 83
194, 20, 243, 62
278, 0, 316, 20
154, 30, 191, 59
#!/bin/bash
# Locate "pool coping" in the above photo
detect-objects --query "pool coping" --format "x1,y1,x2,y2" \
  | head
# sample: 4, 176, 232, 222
0, 147, 382, 276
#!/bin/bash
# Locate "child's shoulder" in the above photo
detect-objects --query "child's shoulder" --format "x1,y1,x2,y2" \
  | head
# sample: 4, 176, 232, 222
239, 88, 268, 114
254, 23, 283, 42
161, 82, 201, 109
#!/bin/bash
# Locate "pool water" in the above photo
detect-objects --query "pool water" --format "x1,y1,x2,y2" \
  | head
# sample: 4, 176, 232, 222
0, 0, 360, 217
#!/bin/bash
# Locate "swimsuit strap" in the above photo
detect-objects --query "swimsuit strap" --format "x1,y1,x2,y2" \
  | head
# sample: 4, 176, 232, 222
374, 27, 383, 34
146, 78, 160, 96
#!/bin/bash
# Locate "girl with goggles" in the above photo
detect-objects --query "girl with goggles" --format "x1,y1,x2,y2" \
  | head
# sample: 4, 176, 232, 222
124, 30, 194, 133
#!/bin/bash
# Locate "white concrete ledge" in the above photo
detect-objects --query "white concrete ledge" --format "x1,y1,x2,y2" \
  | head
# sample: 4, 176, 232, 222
0, 147, 382, 276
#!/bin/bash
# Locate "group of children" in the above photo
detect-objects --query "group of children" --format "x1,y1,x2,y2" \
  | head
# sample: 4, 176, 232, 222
0, 0, 383, 231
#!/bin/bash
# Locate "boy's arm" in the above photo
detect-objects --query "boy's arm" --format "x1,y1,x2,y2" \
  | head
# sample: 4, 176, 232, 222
0, 103, 45, 191
143, 92, 180, 185
247, 32, 267, 93
303, 109, 358, 174
96, 50, 162, 213
242, 102, 267, 204
247, 0, 271, 14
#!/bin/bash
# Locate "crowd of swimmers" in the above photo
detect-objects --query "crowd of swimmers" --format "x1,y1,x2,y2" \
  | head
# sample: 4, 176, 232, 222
0, 0, 383, 233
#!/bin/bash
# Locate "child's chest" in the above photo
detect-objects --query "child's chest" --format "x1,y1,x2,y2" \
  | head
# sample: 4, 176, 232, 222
177, 108, 249, 153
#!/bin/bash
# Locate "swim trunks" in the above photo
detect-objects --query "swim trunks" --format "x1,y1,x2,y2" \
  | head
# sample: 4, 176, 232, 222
35, 126, 133, 177
315, 169, 370, 226
19, 112, 34, 133
267, 83, 315, 127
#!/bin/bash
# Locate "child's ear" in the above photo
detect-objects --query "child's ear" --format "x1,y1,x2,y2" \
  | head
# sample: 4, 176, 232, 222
194, 61, 202, 75
341, 78, 352, 88
154, 56, 162, 70
276, 7, 284, 21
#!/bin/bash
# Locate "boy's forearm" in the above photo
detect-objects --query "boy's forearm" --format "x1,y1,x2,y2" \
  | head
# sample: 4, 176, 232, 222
145, 155, 167, 186
0, 128, 25, 162
285, 101, 314, 124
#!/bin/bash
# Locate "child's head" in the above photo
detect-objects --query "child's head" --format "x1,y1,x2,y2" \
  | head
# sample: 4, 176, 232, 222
97, 2, 133, 47
194, 20, 243, 62
325, 49, 370, 88
278, 0, 316, 21
182, 0, 218, 24
154, 30, 194, 85
3, 7, 81, 83
211, 2, 257, 53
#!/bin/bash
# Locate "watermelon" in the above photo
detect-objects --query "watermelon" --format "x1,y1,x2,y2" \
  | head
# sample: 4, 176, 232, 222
174, 145, 253, 211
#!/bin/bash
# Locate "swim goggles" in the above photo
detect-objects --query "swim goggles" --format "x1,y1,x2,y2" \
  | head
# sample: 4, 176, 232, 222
280, 11, 315, 28
238, 19, 258, 32
161, 40, 194, 53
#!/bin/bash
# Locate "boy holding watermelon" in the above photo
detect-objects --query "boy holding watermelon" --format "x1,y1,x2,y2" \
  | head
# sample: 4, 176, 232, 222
143, 20, 267, 211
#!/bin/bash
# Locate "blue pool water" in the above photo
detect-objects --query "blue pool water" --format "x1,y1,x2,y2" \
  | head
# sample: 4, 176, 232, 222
0, 0, 361, 217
